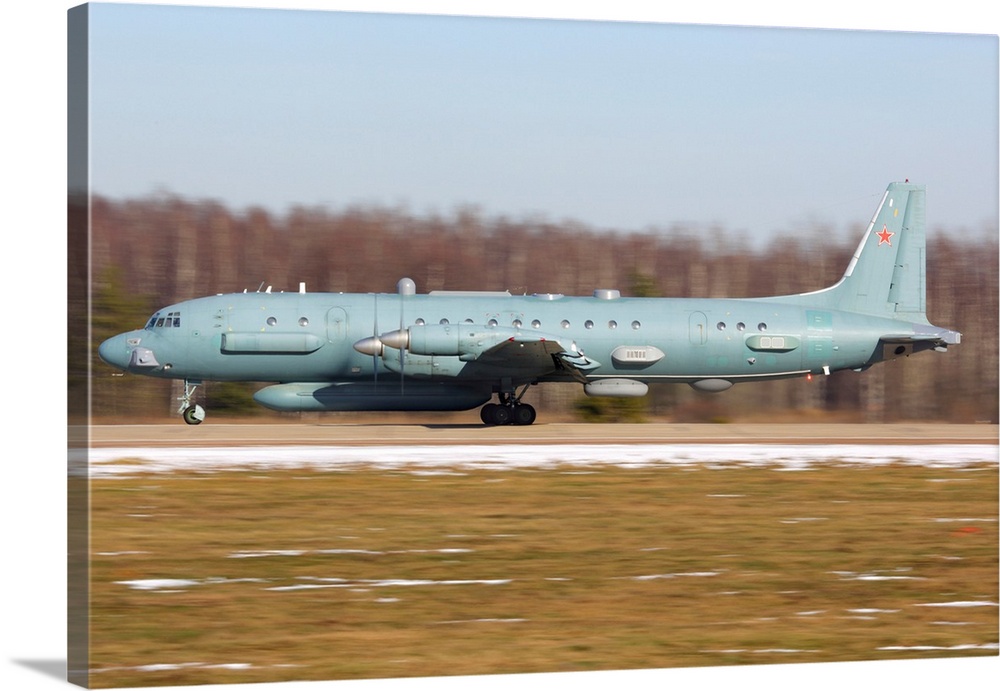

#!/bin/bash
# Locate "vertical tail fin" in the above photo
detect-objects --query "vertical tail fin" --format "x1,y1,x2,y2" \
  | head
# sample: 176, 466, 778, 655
797, 182, 928, 322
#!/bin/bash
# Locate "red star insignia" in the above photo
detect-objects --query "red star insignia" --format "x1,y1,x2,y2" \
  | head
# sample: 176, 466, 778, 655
876, 224, 894, 246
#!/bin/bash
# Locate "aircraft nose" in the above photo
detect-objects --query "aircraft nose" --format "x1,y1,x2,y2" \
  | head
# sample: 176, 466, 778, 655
98, 333, 132, 370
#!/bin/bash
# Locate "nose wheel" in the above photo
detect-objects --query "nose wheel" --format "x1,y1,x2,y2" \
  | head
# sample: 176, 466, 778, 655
177, 380, 205, 425
182, 404, 206, 425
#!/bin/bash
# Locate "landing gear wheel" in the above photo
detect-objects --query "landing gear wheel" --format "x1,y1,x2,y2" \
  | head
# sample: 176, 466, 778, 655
177, 380, 204, 424
182, 404, 205, 425
480, 403, 499, 425
512, 403, 536, 426
491, 405, 512, 426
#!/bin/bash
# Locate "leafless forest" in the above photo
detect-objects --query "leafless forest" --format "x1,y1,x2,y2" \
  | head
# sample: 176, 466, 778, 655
74, 194, 998, 423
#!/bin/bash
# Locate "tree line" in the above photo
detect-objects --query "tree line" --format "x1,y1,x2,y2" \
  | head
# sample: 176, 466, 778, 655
76, 194, 998, 423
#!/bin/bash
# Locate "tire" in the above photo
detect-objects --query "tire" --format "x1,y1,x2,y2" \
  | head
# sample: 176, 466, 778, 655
513, 403, 536, 426
480, 403, 499, 425
182, 405, 204, 425
491, 405, 512, 426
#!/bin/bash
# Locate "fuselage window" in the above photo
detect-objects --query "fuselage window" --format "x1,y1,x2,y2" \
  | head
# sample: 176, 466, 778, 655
561, 319, 570, 329
758, 322, 768, 332
463, 318, 474, 324
608, 320, 618, 329
488, 318, 499, 327
717, 321, 726, 331
584, 320, 594, 329
737, 322, 746, 331
531, 319, 541, 329
298, 317, 309, 327
414, 318, 426, 326
440, 318, 450, 325
267, 316, 277, 326
632, 320, 641, 330
512, 318, 522, 328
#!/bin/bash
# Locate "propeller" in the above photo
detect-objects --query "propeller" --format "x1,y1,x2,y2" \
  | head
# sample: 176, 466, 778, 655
351, 294, 384, 382
372, 294, 379, 385
354, 280, 416, 394
396, 278, 416, 396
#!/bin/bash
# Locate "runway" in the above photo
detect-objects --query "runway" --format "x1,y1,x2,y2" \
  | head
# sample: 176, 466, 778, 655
83, 422, 998, 448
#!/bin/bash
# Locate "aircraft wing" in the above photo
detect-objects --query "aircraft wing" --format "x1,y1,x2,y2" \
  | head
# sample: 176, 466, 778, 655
368, 325, 602, 383
472, 335, 601, 383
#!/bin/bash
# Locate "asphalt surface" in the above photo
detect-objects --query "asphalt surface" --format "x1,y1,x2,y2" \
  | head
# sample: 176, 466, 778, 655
83, 422, 999, 448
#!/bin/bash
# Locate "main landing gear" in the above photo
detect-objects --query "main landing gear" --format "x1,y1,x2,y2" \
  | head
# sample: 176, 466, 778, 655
178, 379, 206, 425
480, 384, 536, 426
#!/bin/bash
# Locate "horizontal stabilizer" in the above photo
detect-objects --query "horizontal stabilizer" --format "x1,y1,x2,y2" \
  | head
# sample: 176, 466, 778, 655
881, 325, 962, 347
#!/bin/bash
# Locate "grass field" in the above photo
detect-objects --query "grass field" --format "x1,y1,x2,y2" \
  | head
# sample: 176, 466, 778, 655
87, 459, 998, 688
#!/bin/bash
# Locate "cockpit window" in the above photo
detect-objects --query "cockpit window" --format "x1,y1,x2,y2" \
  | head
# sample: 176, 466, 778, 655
146, 311, 181, 329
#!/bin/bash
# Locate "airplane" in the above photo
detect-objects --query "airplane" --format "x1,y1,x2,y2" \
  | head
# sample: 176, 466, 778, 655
98, 182, 960, 426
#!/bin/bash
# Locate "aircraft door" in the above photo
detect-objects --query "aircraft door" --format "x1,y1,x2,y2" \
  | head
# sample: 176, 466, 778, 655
689, 311, 708, 345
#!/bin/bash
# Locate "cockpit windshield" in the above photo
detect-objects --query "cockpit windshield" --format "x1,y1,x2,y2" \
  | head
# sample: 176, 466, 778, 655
145, 311, 181, 329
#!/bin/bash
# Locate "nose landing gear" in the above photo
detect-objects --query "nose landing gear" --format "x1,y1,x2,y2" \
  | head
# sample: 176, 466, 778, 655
177, 380, 205, 425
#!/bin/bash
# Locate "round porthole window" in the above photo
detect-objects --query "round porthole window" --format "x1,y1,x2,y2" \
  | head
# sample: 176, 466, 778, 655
266, 316, 277, 326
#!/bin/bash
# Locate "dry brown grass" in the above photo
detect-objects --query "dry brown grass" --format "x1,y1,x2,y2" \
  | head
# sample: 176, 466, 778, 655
86, 462, 997, 687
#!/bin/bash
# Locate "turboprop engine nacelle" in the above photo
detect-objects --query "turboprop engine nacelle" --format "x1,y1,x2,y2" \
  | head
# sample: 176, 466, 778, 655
377, 323, 530, 360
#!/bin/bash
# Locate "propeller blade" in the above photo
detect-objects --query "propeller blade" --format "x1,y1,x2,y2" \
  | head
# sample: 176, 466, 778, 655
399, 298, 405, 394
372, 295, 379, 384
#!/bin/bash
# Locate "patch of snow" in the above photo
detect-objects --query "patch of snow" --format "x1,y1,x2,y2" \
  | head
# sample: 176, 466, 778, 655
878, 644, 998, 652
86, 443, 999, 477
265, 576, 511, 592
117, 577, 269, 591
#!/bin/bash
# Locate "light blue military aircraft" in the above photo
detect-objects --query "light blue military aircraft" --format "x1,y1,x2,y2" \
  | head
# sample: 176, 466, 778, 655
98, 182, 960, 425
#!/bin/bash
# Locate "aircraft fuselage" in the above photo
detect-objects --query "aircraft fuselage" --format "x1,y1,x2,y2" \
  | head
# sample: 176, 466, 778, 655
96, 183, 961, 424
101, 288, 925, 388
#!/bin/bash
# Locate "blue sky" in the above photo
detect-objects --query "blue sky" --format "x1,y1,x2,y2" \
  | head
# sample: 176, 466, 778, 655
84, 2, 998, 242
